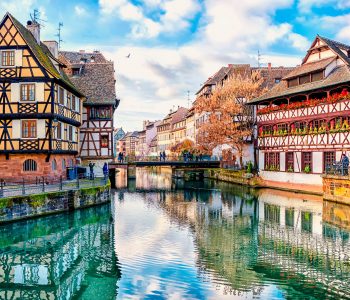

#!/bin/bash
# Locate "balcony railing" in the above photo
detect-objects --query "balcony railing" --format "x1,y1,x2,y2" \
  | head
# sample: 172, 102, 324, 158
257, 97, 350, 123
258, 131, 350, 149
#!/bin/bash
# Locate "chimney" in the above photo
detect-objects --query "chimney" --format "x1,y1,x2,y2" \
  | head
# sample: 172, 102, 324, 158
43, 41, 58, 59
268, 62, 272, 71
26, 21, 40, 44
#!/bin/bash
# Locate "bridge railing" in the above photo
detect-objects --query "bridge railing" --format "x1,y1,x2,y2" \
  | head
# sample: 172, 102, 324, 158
120, 155, 216, 163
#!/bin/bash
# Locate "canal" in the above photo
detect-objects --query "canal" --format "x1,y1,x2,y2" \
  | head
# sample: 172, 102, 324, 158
0, 168, 350, 299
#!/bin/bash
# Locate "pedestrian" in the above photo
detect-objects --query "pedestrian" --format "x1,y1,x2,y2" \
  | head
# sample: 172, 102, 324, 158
89, 162, 95, 180
118, 152, 121, 163
163, 151, 166, 161
121, 152, 124, 163
103, 162, 109, 180
199, 153, 203, 161
160, 151, 163, 162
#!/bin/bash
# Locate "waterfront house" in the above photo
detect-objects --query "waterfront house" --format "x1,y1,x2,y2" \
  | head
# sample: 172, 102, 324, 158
195, 63, 294, 164
113, 127, 125, 158
249, 35, 350, 191
135, 129, 146, 157
157, 107, 188, 155
185, 107, 196, 143
123, 131, 139, 157
0, 13, 84, 180
59, 50, 119, 176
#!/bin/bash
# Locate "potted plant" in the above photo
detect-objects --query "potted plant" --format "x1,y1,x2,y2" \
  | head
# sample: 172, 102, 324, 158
304, 165, 311, 173
287, 166, 294, 172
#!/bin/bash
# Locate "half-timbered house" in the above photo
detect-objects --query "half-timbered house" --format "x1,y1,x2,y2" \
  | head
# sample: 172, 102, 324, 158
59, 50, 119, 176
0, 13, 83, 180
250, 35, 350, 191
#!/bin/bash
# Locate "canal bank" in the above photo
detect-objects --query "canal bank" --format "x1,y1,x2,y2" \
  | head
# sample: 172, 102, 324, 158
0, 180, 111, 223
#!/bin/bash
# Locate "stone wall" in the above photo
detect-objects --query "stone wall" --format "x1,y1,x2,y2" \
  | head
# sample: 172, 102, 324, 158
0, 153, 76, 181
0, 183, 110, 223
323, 175, 350, 204
206, 169, 260, 186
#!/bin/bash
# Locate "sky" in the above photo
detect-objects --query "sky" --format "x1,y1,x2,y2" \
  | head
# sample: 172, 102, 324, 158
1, 0, 350, 131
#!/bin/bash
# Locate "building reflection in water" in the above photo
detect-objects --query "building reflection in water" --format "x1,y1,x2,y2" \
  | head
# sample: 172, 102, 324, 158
0, 204, 120, 300
115, 168, 350, 299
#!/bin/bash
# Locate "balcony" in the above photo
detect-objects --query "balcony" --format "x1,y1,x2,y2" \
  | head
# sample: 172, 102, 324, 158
258, 131, 350, 149
257, 96, 350, 123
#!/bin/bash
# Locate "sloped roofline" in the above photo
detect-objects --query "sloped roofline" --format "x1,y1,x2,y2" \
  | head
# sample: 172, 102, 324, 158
1, 12, 84, 97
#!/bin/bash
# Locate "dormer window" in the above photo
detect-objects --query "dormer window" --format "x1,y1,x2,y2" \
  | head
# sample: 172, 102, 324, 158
275, 78, 281, 83
2, 51, 14, 66
72, 68, 80, 76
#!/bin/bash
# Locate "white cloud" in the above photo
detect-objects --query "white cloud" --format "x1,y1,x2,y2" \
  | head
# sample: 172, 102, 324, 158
298, 0, 350, 13
74, 5, 87, 17
98, 0, 200, 39
287, 33, 310, 51
318, 14, 350, 42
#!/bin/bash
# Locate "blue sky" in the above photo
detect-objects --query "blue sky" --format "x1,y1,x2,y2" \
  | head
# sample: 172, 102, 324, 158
1, 0, 350, 130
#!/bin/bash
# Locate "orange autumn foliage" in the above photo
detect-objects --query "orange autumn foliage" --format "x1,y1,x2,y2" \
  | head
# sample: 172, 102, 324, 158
195, 71, 266, 166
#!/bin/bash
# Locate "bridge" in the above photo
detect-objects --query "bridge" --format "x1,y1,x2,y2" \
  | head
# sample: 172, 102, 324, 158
108, 160, 221, 186
109, 160, 220, 169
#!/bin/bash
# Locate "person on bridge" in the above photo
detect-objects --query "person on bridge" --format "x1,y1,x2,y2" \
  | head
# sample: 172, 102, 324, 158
163, 151, 166, 161
103, 163, 109, 180
159, 152, 163, 161
89, 162, 95, 180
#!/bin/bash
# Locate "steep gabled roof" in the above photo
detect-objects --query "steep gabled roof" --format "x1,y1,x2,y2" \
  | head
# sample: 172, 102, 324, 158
3, 13, 82, 96
250, 35, 350, 104
59, 51, 117, 105
283, 57, 335, 80
250, 65, 350, 104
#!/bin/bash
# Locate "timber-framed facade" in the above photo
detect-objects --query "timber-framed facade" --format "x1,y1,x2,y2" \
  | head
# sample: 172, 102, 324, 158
59, 50, 119, 176
0, 13, 83, 180
250, 35, 350, 189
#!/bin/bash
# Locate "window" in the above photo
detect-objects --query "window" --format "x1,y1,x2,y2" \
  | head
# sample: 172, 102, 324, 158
275, 78, 281, 83
72, 68, 80, 76
288, 78, 298, 88
299, 74, 310, 85
264, 152, 280, 170
23, 159, 37, 172
302, 152, 312, 173
324, 151, 336, 171
286, 152, 294, 171
22, 120, 37, 138
301, 211, 313, 232
62, 159, 66, 169
90, 107, 111, 119
2, 51, 14, 66
295, 121, 306, 130
59, 87, 64, 105
68, 126, 73, 141
101, 134, 109, 147
52, 159, 57, 171
277, 123, 288, 132
311, 71, 323, 82
21, 84, 35, 101
311, 119, 326, 130
285, 209, 294, 227
57, 122, 62, 139
67, 92, 72, 109
72, 95, 76, 111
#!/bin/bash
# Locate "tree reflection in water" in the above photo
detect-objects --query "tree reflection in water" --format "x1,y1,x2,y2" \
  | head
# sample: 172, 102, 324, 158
114, 168, 350, 299
0, 204, 120, 300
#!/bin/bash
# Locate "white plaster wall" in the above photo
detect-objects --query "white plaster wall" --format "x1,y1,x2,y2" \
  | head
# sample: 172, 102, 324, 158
15, 50, 22, 67
12, 120, 20, 138
294, 152, 302, 172
259, 170, 323, 186
280, 152, 286, 172
313, 152, 323, 173
37, 120, 46, 138
259, 151, 265, 170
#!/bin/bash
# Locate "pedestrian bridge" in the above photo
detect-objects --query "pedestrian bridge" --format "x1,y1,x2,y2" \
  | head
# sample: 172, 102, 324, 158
109, 160, 220, 169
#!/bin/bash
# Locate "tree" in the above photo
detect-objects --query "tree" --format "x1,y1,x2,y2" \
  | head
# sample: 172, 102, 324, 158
195, 71, 266, 167
171, 139, 195, 154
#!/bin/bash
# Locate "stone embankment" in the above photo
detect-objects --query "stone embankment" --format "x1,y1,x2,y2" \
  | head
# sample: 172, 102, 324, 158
0, 181, 111, 223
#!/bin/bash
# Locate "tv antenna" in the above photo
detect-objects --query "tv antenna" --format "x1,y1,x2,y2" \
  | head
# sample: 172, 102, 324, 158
187, 90, 191, 108
56, 22, 64, 49
257, 50, 262, 68
30, 9, 46, 27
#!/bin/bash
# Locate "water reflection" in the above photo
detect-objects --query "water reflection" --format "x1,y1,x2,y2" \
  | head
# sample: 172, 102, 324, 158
0, 205, 120, 300
115, 168, 350, 299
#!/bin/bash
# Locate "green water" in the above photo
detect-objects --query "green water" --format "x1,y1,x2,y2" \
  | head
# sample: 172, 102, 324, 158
0, 168, 350, 299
